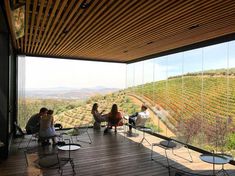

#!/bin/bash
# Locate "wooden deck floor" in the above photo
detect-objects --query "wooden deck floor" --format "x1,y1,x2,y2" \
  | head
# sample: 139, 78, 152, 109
0, 127, 235, 176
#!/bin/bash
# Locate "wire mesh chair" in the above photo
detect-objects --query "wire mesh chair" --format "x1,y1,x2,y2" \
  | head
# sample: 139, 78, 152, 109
62, 125, 92, 144
151, 137, 193, 169
14, 122, 39, 149
24, 142, 76, 176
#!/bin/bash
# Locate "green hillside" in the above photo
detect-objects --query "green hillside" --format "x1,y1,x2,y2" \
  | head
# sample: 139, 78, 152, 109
18, 72, 235, 153
133, 75, 235, 151
54, 91, 139, 128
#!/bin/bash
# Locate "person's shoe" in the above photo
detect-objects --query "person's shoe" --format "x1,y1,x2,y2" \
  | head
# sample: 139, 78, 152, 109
104, 128, 109, 135
127, 130, 132, 136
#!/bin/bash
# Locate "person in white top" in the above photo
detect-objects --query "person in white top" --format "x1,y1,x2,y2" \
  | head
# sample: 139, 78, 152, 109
128, 105, 150, 132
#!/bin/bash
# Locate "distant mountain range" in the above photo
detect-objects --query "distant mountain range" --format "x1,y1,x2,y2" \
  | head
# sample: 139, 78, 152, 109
25, 87, 120, 99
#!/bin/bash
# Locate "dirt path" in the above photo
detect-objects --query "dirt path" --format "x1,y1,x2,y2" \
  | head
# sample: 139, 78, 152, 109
127, 94, 175, 137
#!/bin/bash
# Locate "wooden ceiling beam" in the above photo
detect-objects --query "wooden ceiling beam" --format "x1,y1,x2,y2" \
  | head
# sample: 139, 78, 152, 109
32, 0, 52, 53
38, 0, 69, 54
30, 0, 45, 53
51, 0, 108, 56
93, 0, 234, 59
27, 0, 38, 53
64, 0, 146, 57
35, 0, 60, 53
72, 0, 186, 58
24, 0, 29, 53
45, 1, 81, 54
5, 0, 235, 63
42, 0, 77, 54
124, 16, 235, 61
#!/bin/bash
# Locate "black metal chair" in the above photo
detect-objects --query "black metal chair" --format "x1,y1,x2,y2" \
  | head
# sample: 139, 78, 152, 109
24, 147, 75, 176
151, 138, 193, 169
62, 125, 92, 144
14, 122, 38, 149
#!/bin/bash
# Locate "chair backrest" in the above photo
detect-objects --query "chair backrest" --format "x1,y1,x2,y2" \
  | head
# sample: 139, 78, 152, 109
135, 111, 150, 127
14, 122, 25, 136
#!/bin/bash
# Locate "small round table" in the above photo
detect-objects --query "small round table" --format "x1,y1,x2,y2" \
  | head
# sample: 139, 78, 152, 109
58, 143, 81, 159
57, 144, 81, 151
200, 154, 231, 176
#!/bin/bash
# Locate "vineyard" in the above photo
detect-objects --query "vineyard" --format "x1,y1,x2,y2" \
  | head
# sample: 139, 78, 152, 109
54, 91, 140, 128
18, 72, 235, 154
132, 74, 235, 152
19, 92, 140, 128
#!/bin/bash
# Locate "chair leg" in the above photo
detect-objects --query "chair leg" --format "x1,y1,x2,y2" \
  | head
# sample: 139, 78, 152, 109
171, 145, 193, 163
139, 130, 151, 146
151, 144, 154, 160
164, 149, 171, 176
70, 159, 76, 174
87, 131, 92, 144
70, 136, 74, 143
24, 150, 29, 166
18, 136, 24, 149
185, 145, 193, 163
26, 135, 33, 149
75, 132, 92, 144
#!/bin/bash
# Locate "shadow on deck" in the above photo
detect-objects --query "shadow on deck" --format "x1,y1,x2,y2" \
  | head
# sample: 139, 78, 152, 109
0, 127, 234, 176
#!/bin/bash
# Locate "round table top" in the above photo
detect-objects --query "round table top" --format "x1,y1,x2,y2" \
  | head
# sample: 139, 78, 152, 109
58, 144, 81, 151
200, 154, 231, 164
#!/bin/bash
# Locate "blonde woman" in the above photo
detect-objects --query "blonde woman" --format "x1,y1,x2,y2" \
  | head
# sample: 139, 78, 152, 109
39, 110, 57, 145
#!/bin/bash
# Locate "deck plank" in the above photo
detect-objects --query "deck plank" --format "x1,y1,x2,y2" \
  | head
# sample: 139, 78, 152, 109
0, 128, 235, 176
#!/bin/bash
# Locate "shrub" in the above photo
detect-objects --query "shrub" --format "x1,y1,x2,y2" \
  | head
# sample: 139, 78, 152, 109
226, 133, 235, 150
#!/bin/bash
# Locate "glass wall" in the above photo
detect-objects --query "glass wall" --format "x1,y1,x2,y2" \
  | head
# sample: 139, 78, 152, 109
18, 57, 126, 129
183, 49, 203, 147
17, 55, 27, 128
126, 40, 235, 155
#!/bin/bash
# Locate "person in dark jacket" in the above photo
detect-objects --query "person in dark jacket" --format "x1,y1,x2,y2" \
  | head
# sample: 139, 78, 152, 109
26, 107, 48, 134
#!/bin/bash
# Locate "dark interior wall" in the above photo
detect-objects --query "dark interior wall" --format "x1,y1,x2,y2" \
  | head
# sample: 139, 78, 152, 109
0, 3, 16, 159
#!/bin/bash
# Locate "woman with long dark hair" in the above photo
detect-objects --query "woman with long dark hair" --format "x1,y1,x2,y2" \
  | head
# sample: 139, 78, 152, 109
104, 104, 122, 133
91, 103, 106, 129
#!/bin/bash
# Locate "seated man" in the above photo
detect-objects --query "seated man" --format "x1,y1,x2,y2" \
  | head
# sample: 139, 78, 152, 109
26, 107, 48, 134
128, 105, 150, 132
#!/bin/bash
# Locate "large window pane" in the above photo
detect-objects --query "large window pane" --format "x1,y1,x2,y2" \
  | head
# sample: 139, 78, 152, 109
227, 41, 235, 155
124, 40, 235, 157
154, 56, 169, 136
167, 53, 183, 139
183, 48, 203, 148
134, 62, 144, 96
203, 43, 228, 152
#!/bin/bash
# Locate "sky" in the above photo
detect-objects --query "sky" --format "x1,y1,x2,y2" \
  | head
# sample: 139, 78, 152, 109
23, 57, 126, 90
127, 40, 235, 86
20, 40, 235, 90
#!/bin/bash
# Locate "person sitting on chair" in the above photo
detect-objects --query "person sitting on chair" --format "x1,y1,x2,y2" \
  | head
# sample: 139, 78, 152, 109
128, 105, 150, 133
26, 107, 48, 134
104, 104, 123, 133
91, 103, 106, 129
39, 109, 57, 145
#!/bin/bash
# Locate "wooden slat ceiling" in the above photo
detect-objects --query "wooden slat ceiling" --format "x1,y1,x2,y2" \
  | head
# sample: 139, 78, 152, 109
5, 0, 235, 63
